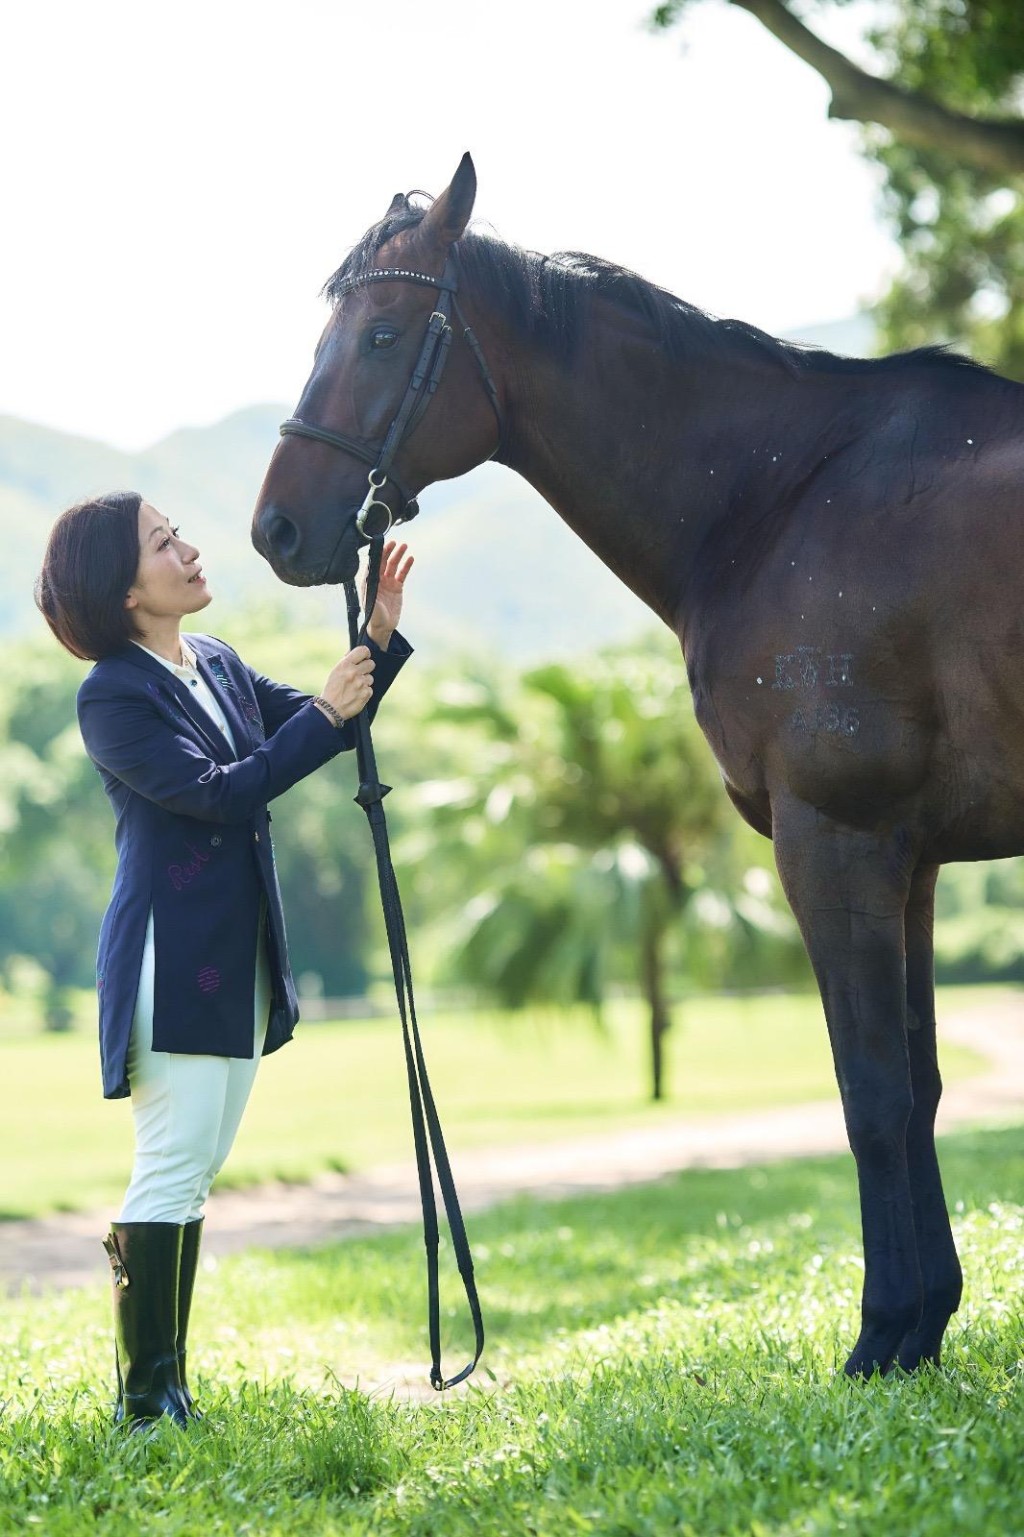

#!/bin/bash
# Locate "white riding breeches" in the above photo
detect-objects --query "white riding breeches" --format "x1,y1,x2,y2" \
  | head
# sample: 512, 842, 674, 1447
119, 911, 271, 1224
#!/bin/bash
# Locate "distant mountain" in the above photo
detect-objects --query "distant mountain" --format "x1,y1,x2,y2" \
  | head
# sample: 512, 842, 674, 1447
1, 405, 292, 636
3, 407, 651, 662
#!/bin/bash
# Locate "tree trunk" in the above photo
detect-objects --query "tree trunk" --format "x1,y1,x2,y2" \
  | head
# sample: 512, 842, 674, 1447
641, 921, 671, 1101
43, 980, 73, 1033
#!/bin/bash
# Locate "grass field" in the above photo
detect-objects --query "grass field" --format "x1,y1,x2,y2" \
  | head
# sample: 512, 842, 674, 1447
1, 1123, 1022, 1534
0, 988, 989, 1219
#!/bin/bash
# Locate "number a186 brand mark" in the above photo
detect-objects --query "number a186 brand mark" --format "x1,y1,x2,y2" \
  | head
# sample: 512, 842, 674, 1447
791, 703, 860, 737
768, 647, 861, 737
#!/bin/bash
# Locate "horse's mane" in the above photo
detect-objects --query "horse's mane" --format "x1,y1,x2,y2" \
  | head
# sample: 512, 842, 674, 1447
324, 196, 994, 381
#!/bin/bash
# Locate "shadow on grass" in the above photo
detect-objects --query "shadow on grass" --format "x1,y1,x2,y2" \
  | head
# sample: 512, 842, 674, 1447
252, 1121, 1024, 1368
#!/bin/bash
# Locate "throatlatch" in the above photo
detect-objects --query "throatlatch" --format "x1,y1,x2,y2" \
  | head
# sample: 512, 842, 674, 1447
343, 539, 484, 1392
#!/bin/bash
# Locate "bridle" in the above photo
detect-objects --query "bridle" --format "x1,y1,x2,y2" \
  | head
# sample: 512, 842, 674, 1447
279, 253, 504, 540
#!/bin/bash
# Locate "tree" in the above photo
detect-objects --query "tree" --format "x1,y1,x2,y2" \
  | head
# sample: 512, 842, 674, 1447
0, 643, 114, 1027
419, 637, 798, 1099
652, 0, 1024, 375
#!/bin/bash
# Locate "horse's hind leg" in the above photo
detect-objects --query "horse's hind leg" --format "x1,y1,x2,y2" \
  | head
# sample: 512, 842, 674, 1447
894, 864, 962, 1369
773, 800, 921, 1376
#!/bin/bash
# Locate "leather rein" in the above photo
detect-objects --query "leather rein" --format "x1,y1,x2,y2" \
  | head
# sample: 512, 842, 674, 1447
279, 253, 504, 540
343, 545, 485, 1393
278, 253, 499, 1390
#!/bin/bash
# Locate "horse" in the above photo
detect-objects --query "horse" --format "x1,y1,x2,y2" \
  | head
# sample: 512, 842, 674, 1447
252, 152, 1024, 1378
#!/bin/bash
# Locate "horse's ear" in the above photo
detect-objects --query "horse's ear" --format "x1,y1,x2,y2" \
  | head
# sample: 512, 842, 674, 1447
385, 192, 406, 216
419, 152, 477, 252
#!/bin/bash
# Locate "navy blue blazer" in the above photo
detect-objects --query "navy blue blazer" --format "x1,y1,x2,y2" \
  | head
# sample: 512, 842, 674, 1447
77, 631, 410, 1099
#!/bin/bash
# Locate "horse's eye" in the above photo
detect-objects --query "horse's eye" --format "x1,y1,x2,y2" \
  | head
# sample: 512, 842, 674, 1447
369, 326, 399, 351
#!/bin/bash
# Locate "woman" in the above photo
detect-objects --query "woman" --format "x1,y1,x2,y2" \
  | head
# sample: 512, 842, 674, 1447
36, 491, 412, 1427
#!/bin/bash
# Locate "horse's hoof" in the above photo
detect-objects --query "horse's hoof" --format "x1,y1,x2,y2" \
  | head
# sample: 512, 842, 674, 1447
842, 1333, 900, 1379
892, 1325, 946, 1373
843, 1354, 888, 1380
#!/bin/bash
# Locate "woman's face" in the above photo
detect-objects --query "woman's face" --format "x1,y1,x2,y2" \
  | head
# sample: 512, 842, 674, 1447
125, 502, 212, 625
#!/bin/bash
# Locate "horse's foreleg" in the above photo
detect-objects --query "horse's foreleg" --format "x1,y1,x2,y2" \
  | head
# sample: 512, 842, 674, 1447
894, 863, 962, 1370
773, 801, 920, 1377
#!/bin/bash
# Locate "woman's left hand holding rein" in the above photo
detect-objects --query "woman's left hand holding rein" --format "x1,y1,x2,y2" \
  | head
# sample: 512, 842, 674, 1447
364, 541, 414, 650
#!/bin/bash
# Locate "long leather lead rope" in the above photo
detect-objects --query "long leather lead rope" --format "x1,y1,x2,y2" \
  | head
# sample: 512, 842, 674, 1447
343, 539, 484, 1391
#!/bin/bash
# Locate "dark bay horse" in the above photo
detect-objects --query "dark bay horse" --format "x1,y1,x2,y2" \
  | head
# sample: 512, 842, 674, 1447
252, 153, 1024, 1377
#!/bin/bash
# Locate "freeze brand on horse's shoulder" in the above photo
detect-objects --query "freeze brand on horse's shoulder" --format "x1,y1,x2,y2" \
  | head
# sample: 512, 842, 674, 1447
768, 648, 861, 739
771, 647, 854, 691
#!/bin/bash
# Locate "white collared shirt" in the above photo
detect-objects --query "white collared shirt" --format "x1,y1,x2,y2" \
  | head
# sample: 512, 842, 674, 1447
132, 638, 238, 756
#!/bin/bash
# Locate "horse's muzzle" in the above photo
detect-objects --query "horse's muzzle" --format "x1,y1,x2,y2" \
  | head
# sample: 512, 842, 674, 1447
251, 503, 361, 586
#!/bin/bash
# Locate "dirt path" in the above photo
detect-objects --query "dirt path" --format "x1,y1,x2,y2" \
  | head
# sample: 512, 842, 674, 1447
3, 994, 1022, 1298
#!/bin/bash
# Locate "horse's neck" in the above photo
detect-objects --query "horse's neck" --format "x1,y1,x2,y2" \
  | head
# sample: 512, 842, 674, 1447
498, 309, 839, 630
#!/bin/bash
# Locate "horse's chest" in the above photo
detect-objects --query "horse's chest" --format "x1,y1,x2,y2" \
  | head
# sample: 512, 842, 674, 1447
686, 658, 766, 797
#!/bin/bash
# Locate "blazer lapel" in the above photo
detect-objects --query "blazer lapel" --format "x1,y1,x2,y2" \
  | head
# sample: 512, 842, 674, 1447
168, 676, 237, 762
120, 643, 236, 763
194, 650, 251, 756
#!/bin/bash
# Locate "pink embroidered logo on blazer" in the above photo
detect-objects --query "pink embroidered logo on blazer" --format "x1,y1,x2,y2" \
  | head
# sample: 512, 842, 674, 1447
168, 844, 211, 892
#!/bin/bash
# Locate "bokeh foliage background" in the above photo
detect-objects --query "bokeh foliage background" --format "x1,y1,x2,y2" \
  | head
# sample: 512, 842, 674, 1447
3, 615, 1022, 1060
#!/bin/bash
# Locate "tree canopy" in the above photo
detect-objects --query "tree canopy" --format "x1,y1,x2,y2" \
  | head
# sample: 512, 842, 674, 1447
652, 0, 1024, 375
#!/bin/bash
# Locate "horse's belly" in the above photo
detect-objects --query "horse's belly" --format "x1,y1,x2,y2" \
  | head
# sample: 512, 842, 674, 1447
915, 663, 1024, 858
918, 744, 1024, 861
923, 823, 1024, 862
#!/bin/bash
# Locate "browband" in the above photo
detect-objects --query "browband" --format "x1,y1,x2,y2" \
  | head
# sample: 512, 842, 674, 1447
331, 267, 454, 300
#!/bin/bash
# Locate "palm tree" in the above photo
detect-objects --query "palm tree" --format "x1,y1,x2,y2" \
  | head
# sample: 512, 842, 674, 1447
418, 635, 785, 1099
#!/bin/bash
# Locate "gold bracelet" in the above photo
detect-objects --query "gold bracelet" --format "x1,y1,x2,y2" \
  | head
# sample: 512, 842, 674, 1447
312, 695, 346, 730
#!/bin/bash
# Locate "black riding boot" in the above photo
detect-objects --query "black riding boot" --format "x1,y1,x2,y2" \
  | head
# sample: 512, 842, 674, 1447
103, 1222, 190, 1428
177, 1217, 204, 1415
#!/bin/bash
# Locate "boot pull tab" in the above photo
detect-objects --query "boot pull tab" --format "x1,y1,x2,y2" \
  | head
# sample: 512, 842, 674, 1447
103, 1233, 130, 1289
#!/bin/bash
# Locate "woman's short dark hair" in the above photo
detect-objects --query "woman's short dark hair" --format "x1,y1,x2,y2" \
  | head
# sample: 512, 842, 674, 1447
36, 492, 144, 661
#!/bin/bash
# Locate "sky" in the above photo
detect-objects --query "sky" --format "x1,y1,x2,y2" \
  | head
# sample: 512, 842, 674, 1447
0, 0, 897, 452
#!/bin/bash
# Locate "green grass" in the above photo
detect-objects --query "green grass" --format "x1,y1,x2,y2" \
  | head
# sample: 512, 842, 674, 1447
1, 1124, 1022, 1534
0, 988, 989, 1219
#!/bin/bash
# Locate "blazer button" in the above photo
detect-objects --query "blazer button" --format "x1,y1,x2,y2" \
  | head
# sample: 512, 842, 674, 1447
210, 835, 222, 848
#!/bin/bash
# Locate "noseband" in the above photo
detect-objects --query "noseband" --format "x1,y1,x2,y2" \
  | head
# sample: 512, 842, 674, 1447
279, 254, 504, 538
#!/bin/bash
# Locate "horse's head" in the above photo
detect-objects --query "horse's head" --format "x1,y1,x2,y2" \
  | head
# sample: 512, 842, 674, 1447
252, 152, 503, 585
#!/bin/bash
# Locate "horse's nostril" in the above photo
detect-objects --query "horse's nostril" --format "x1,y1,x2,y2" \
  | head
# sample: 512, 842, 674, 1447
262, 509, 301, 560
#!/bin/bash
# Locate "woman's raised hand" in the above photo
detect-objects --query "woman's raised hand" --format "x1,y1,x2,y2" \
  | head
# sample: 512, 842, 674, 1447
319, 646, 376, 722
313, 541, 412, 725
364, 540, 415, 650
